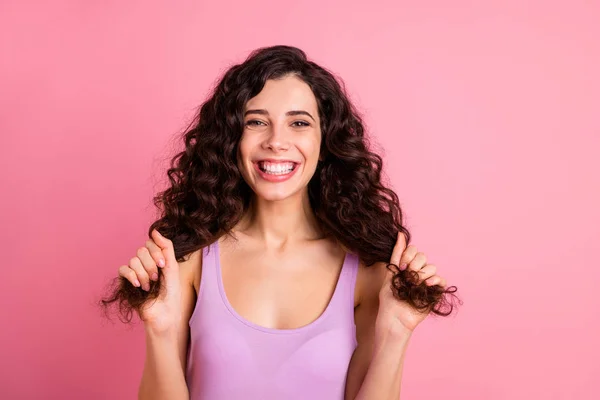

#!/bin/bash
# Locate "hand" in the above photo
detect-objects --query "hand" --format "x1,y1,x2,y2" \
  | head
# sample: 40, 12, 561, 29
117, 229, 182, 334
376, 232, 448, 338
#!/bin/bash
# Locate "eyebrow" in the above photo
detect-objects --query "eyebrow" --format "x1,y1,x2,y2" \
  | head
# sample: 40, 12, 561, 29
244, 109, 316, 122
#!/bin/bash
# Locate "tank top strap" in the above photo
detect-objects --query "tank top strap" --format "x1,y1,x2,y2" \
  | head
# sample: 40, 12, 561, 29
195, 239, 220, 303
328, 251, 360, 319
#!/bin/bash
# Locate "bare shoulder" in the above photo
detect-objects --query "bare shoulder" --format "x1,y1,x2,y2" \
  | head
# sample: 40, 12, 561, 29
173, 247, 203, 370
179, 247, 203, 293
355, 258, 388, 307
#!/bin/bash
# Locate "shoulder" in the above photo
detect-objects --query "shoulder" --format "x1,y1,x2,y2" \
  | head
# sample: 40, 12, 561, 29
354, 258, 388, 307
179, 247, 203, 293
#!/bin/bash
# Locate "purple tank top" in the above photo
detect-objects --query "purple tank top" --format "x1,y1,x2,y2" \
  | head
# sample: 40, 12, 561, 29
185, 238, 359, 400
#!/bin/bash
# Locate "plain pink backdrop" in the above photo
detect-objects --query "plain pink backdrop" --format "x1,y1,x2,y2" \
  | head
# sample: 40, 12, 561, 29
1, 0, 598, 399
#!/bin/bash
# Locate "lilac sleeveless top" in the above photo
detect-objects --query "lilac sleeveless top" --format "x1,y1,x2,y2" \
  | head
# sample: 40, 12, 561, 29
185, 238, 359, 400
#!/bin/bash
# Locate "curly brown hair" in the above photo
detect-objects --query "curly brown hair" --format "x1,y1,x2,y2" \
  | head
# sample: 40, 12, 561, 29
100, 45, 460, 323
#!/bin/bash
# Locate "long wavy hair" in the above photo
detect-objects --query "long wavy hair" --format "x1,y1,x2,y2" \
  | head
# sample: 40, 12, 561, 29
101, 45, 460, 323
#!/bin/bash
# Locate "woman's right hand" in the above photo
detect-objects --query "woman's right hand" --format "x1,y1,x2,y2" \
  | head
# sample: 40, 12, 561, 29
118, 229, 182, 335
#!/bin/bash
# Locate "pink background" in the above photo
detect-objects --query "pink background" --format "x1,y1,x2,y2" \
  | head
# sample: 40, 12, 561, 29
1, 1, 598, 399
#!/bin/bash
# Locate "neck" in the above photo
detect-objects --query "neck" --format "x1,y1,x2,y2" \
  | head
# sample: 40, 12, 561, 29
235, 189, 324, 249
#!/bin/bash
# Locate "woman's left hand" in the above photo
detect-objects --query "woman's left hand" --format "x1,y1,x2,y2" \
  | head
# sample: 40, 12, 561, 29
375, 232, 448, 338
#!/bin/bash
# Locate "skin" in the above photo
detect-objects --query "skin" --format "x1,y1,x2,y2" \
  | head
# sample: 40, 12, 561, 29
120, 74, 448, 400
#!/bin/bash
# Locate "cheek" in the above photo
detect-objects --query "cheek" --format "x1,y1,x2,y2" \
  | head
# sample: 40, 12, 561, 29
236, 143, 251, 178
237, 137, 252, 163
301, 138, 321, 163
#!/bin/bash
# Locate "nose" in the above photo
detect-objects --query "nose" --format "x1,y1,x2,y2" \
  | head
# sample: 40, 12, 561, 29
262, 123, 290, 152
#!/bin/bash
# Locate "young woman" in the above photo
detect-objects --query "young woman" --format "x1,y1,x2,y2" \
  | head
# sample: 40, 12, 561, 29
102, 45, 459, 400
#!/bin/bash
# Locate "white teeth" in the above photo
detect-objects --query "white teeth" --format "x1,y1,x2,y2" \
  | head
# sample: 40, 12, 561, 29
259, 161, 295, 175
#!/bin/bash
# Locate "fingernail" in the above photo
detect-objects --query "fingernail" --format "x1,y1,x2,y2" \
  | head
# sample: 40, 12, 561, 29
400, 263, 408, 270
133, 279, 141, 287
151, 272, 158, 281
142, 283, 150, 291
158, 259, 165, 267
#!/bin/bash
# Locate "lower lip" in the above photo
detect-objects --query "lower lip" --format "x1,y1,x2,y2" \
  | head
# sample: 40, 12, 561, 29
253, 162, 300, 182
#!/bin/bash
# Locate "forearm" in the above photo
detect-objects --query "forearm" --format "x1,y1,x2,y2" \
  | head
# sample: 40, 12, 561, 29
353, 330, 412, 400
138, 328, 189, 400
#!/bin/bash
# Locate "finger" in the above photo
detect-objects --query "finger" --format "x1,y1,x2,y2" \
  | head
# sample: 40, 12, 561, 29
425, 275, 446, 287
145, 239, 166, 268
406, 252, 427, 272
390, 231, 408, 268
399, 245, 418, 270
129, 256, 151, 291
151, 229, 179, 284
137, 246, 159, 282
118, 265, 141, 288
416, 264, 437, 283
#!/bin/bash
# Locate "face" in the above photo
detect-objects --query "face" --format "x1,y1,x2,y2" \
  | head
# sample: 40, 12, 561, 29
237, 75, 322, 202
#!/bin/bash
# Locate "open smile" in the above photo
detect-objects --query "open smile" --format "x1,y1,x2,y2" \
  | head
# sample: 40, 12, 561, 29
253, 160, 300, 182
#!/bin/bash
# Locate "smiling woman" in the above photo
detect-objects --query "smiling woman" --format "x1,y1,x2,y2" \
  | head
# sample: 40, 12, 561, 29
100, 45, 460, 400
238, 76, 322, 198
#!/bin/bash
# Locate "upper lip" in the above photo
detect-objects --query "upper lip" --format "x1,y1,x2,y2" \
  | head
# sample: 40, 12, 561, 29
255, 159, 300, 164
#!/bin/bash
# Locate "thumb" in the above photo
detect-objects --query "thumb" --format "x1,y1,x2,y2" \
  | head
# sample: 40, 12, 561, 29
390, 230, 407, 268
151, 229, 180, 286
383, 231, 407, 290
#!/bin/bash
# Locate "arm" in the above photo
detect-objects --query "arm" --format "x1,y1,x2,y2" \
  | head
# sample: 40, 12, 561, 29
345, 261, 411, 400
138, 251, 202, 400
346, 236, 446, 400
351, 328, 411, 400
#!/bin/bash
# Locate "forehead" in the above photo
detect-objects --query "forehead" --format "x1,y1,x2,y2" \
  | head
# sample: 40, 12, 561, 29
245, 75, 318, 116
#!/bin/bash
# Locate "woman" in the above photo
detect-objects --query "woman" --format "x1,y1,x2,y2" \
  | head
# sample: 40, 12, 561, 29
102, 45, 459, 400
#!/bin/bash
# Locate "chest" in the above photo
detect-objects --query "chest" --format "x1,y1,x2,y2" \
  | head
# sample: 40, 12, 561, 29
218, 238, 354, 330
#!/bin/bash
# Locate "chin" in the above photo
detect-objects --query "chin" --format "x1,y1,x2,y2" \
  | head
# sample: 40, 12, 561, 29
253, 186, 300, 202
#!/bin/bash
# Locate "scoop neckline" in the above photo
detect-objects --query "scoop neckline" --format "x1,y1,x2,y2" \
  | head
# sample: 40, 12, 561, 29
214, 237, 349, 335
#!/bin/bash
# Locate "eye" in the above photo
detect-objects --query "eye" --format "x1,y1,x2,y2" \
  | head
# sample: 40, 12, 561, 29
245, 120, 266, 126
292, 121, 310, 127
